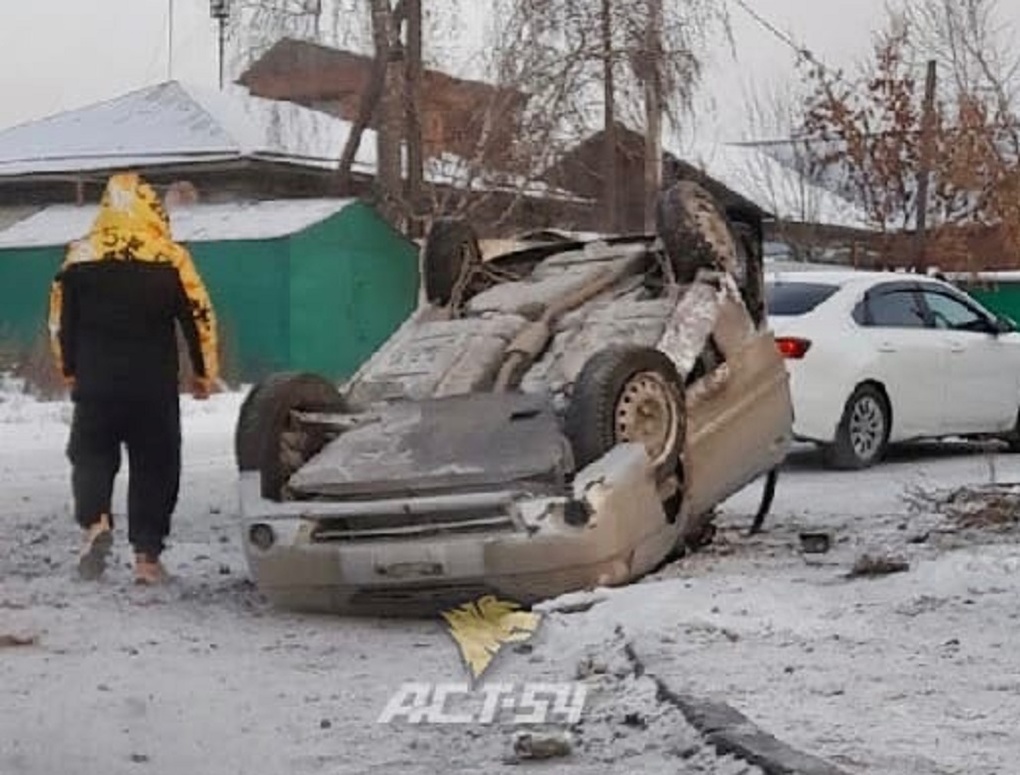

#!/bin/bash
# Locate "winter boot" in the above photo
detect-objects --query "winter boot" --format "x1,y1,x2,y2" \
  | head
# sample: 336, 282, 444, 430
78, 514, 113, 581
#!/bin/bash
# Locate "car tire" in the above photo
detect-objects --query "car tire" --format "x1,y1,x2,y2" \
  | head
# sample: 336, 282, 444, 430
655, 181, 739, 284
731, 221, 766, 326
235, 372, 343, 499
1000, 410, 1020, 452
824, 384, 890, 470
565, 346, 686, 479
422, 217, 482, 307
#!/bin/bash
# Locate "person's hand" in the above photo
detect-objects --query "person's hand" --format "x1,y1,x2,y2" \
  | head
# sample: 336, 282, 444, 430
190, 376, 213, 401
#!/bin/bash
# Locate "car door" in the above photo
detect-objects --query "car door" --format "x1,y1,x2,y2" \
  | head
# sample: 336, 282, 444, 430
853, 282, 947, 439
684, 291, 792, 520
917, 286, 1020, 433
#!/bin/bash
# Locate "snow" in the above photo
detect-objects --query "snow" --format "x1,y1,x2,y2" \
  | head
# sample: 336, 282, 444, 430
0, 81, 378, 179
3, 379, 1020, 773
0, 81, 370, 176
0, 81, 583, 205
0, 199, 358, 249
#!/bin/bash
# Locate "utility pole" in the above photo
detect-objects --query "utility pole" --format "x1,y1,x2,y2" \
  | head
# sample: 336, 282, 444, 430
371, 0, 403, 222
405, 0, 424, 236
210, 0, 230, 90
643, 0, 663, 233
914, 59, 938, 271
601, 0, 618, 233
168, 0, 174, 80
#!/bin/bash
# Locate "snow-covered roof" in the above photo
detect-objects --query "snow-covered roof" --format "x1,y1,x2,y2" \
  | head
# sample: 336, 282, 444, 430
0, 81, 378, 178
679, 142, 873, 231
0, 199, 358, 249
0, 80, 581, 204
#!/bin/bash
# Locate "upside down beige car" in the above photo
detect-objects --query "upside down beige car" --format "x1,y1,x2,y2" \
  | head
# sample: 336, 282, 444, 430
235, 183, 794, 614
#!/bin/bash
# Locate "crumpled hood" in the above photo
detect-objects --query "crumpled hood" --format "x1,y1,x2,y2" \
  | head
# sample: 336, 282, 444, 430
287, 392, 573, 500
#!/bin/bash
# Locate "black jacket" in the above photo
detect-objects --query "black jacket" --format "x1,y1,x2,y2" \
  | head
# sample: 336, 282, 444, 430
57, 259, 207, 400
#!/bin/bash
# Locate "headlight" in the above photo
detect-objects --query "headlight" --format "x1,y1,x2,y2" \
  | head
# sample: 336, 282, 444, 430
563, 500, 592, 527
248, 523, 276, 550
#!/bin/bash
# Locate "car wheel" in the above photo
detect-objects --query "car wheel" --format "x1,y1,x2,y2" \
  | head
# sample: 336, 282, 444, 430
825, 385, 890, 470
1001, 410, 1020, 452
422, 217, 482, 307
655, 181, 738, 284
565, 346, 686, 479
731, 221, 766, 326
235, 372, 343, 499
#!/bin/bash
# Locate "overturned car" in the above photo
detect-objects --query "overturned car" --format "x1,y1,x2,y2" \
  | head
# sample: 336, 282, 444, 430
235, 183, 793, 614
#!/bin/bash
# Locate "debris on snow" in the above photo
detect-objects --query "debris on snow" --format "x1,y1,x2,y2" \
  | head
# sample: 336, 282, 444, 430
575, 656, 609, 680
799, 531, 832, 554
0, 633, 38, 648
905, 483, 1020, 531
847, 552, 910, 578
510, 730, 573, 761
534, 589, 610, 616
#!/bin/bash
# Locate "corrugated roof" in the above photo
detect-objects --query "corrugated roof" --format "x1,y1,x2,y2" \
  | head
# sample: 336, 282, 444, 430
0, 199, 358, 249
0, 81, 378, 179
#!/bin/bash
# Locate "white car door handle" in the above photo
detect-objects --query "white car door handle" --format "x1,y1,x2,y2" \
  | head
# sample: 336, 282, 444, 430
949, 342, 966, 353
877, 342, 896, 353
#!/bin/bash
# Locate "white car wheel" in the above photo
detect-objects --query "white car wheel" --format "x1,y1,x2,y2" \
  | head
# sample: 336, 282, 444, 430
825, 385, 890, 470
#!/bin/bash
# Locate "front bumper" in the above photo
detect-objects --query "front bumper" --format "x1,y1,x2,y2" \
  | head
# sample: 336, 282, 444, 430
239, 444, 681, 615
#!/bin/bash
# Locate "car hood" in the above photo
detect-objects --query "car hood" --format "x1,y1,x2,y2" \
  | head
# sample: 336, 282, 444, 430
287, 392, 573, 500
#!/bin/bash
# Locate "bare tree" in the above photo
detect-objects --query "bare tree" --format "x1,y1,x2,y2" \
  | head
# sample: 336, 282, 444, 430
641, 0, 663, 230
368, 0, 402, 217
739, 83, 828, 258
484, 0, 729, 226
227, 0, 731, 236
903, 0, 1019, 151
230, 0, 361, 71
799, 0, 1019, 267
601, 0, 618, 231
404, 0, 424, 230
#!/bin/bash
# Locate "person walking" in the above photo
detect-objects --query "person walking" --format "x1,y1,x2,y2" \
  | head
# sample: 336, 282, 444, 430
48, 172, 220, 584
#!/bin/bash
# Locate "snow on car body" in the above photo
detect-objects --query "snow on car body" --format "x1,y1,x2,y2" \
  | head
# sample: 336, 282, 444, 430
236, 184, 794, 614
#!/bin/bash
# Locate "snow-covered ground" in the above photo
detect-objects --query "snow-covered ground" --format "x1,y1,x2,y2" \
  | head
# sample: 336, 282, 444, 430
1, 383, 1018, 774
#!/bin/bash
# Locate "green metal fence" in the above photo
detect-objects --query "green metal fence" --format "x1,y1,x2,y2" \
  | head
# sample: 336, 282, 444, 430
0, 201, 419, 381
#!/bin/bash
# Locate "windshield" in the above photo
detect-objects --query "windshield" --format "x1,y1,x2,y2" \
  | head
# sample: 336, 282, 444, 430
766, 281, 840, 316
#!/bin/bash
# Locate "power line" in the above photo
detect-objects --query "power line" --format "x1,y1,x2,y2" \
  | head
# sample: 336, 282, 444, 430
729, 0, 832, 75
142, 3, 172, 84
168, 0, 174, 80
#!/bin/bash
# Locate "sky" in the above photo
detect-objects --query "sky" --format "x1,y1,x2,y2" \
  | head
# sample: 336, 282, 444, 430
0, 0, 1017, 143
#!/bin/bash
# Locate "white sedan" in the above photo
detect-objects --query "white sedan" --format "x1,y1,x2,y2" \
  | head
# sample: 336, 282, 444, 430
766, 270, 1020, 468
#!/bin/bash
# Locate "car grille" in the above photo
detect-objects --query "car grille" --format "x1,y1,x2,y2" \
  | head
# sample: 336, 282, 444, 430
346, 583, 500, 614
309, 504, 516, 542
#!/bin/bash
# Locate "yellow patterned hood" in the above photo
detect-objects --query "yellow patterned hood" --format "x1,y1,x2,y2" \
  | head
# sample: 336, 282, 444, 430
85, 172, 178, 262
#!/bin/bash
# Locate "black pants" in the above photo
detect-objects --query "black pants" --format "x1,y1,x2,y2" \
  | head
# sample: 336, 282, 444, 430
67, 396, 181, 557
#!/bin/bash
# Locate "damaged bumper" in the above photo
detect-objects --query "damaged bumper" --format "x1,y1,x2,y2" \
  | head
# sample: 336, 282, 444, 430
239, 443, 679, 615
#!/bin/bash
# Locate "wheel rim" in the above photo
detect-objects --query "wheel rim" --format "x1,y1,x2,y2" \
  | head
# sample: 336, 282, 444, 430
849, 395, 885, 461
615, 371, 680, 467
